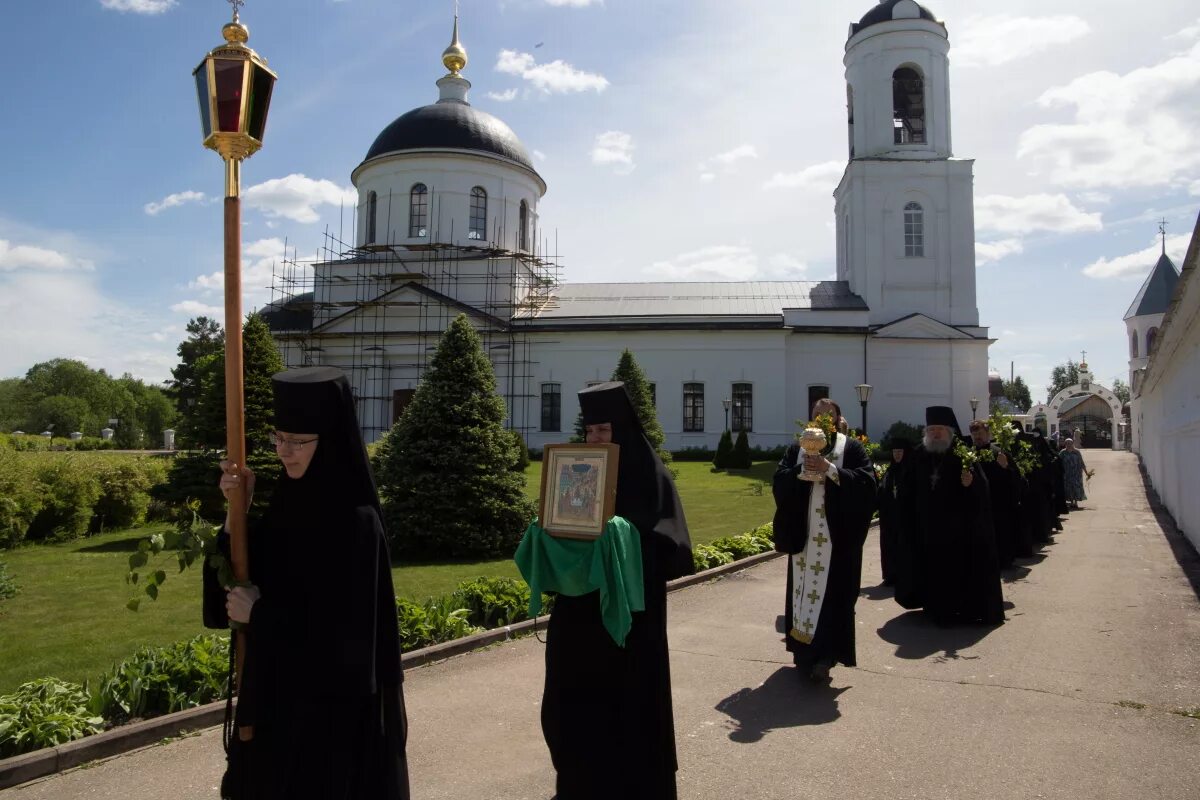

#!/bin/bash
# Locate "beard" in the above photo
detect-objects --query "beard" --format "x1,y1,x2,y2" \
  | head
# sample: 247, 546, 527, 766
924, 434, 951, 454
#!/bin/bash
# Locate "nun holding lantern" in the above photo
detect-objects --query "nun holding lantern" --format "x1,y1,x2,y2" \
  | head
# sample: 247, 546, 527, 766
516, 381, 693, 799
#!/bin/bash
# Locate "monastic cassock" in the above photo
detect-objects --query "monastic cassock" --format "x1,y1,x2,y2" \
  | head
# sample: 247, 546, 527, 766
204, 367, 409, 800
1028, 434, 1058, 541
876, 445, 911, 586
540, 382, 694, 800
772, 433, 876, 670
977, 443, 1021, 569
894, 423, 1005, 626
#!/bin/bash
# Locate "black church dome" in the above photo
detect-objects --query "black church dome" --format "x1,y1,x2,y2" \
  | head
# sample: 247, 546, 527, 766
363, 102, 536, 172
851, 1, 941, 37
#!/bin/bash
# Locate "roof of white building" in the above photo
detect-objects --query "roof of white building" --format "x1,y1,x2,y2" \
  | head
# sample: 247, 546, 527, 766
1124, 253, 1181, 320
533, 281, 868, 319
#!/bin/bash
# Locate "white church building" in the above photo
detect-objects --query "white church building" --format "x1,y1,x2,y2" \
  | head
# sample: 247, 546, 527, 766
264, 0, 991, 448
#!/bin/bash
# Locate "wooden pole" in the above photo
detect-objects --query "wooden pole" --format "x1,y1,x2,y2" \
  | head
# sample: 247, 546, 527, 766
222, 157, 253, 742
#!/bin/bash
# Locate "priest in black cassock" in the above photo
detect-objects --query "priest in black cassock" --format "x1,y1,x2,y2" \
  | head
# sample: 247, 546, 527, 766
968, 419, 1021, 570
539, 382, 694, 799
772, 398, 877, 681
894, 406, 1005, 626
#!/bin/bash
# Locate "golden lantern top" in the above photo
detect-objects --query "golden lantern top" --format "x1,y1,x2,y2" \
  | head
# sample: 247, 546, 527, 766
194, 4, 278, 163
442, 14, 468, 75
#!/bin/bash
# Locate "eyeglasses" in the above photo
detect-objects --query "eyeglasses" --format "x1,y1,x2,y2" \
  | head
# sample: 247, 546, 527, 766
269, 433, 318, 451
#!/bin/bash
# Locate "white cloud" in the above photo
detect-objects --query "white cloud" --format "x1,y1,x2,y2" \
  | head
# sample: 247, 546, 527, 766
1168, 19, 1200, 42
1077, 191, 1112, 206
1081, 233, 1190, 279
954, 15, 1090, 68
243, 174, 357, 225
0, 239, 94, 272
486, 88, 518, 102
170, 300, 222, 317
698, 144, 758, 181
763, 160, 844, 191
975, 194, 1102, 234
144, 190, 207, 216
495, 50, 609, 94
976, 238, 1025, 266
533, 149, 547, 161
544, 0, 601, 6
99, 0, 176, 13
1190, 179, 1200, 196
591, 131, 635, 174
187, 237, 287, 300
1017, 41, 1200, 189
642, 247, 808, 282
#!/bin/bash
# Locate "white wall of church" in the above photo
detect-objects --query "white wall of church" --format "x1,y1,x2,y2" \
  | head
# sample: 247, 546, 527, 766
352, 152, 543, 253
869, 337, 990, 434
1134, 246, 1199, 551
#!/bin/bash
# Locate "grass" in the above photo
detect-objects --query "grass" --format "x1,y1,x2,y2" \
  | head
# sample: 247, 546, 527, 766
0, 460, 775, 694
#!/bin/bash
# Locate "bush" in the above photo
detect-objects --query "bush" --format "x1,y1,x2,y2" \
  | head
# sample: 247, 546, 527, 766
880, 420, 923, 454
0, 678, 105, 758
507, 430, 531, 471
395, 596, 482, 651
27, 457, 102, 542
672, 446, 716, 462
451, 576, 554, 628
693, 544, 735, 571
713, 431, 734, 469
0, 450, 42, 548
0, 559, 16, 600
709, 532, 773, 560
92, 459, 161, 530
93, 634, 231, 724
750, 445, 789, 463
729, 431, 753, 469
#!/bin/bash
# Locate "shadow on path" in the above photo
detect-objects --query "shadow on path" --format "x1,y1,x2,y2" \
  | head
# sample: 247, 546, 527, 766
860, 582, 895, 601
715, 667, 848, 743
876, 610, 1002, 661
1137, 459, 1200, 601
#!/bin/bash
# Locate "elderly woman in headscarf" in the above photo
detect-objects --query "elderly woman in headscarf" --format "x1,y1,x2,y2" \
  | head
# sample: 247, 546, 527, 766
205, 366, 409, 800
534, 381, 693, 800
1059, 437, 1088, 508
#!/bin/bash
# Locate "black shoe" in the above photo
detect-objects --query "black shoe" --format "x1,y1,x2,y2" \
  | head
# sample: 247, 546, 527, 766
809, 662, 832, 682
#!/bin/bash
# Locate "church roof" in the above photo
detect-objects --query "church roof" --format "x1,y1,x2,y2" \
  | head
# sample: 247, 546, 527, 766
363, 102, 537, 172
1123, 253, 1180, 320
851, 1, 942, 37
532, 281, 868, 320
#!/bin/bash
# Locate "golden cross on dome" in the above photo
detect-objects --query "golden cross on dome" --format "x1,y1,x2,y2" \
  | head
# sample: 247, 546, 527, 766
227, 0, 245, 21
1159, 218, 1169, 255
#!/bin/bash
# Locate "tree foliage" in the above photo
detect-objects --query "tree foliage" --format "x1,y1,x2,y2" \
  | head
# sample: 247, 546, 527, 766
1046, 360, 1081, 403
168, 317, 224, 423
1000, 376, 1033, 412
375, 314, 535, 558
729, 430, 753, 469
1111, 377, 1130, 405
712, 430, 734, 470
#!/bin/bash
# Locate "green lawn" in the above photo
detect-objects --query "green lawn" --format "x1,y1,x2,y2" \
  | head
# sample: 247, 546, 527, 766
0, 461, 775, 694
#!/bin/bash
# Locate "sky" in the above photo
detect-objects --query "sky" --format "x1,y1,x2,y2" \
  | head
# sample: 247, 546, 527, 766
1, 0, 1198, 404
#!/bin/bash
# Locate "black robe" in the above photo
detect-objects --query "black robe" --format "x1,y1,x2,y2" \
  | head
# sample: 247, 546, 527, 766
542, 383, 693, 800
977, 444, 1020, 569
876, 455, 907, 585
203, 367, 409, 800
893, 445, 1005, 625
772, 437, 877, 668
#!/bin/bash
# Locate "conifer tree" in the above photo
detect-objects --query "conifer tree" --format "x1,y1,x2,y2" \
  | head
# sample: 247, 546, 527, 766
376, 314, 535, 558
713, 430, 734, 470
730, 429, 752, 469
610, 349, 672, 466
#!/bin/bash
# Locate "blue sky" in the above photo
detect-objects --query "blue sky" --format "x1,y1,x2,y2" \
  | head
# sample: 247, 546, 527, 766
1, 0, 1198, 404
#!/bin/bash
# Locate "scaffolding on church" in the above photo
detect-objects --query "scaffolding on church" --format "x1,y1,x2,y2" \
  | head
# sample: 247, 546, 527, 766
266, 193, 563, 443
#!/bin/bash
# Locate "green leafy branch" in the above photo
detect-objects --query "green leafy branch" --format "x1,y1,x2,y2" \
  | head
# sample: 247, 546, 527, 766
125, 500, 230, 611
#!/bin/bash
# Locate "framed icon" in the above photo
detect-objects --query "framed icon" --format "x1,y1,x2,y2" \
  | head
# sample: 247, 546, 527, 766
539, 443, 620, 539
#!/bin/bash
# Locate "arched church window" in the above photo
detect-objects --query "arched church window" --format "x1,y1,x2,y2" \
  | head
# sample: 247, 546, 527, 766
903, 202, 924, 258
366, 191, 377, 244
469, 187, 487, 241
409, 184, 428, 238
846, 84, 855, 159
518, 200, 529, 251
1146, 327, 1158, 355
1130, 331, 1139, 358
892, 67, 926, 145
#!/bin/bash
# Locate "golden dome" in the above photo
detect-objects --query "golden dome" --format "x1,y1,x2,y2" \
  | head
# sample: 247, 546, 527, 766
442, 15, 467, 75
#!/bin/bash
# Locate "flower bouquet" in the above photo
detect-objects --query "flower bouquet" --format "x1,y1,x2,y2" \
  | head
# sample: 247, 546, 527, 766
953, 437, 994, 471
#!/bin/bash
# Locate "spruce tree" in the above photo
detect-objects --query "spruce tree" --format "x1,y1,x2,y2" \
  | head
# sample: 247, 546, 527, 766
730, 430, 752, 469
376, 314, 535, 558
713, 430, 733, 470
610, 349, 671, 466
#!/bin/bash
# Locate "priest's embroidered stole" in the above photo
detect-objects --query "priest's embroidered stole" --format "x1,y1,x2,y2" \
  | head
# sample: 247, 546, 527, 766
790, 433, 847, 644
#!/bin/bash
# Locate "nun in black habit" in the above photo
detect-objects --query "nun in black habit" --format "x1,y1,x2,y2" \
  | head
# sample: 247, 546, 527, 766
877, 435, 915, 586
540, 382, 693, 800
205, 366, 410, 800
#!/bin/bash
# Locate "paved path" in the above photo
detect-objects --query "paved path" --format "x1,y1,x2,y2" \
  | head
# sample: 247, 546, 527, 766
6, 450, 1199, 799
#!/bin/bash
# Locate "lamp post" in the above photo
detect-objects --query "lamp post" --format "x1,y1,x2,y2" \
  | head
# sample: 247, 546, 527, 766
854, 383, 872, 435
969, 396, 980, 420
722, 398, 731, 432
195, 0, 276, 740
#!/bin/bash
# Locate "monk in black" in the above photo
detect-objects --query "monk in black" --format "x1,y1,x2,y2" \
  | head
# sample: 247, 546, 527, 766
894, 406, 1005, 626
773, 398, 877, 680
877, 437, 914, 586
205, 367, 410, 800
968, 419, 1021, 570
540, 382, 693, 799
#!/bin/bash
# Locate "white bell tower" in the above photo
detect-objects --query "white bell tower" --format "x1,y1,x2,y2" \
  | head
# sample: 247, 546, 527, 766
834, 0, 980, 328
